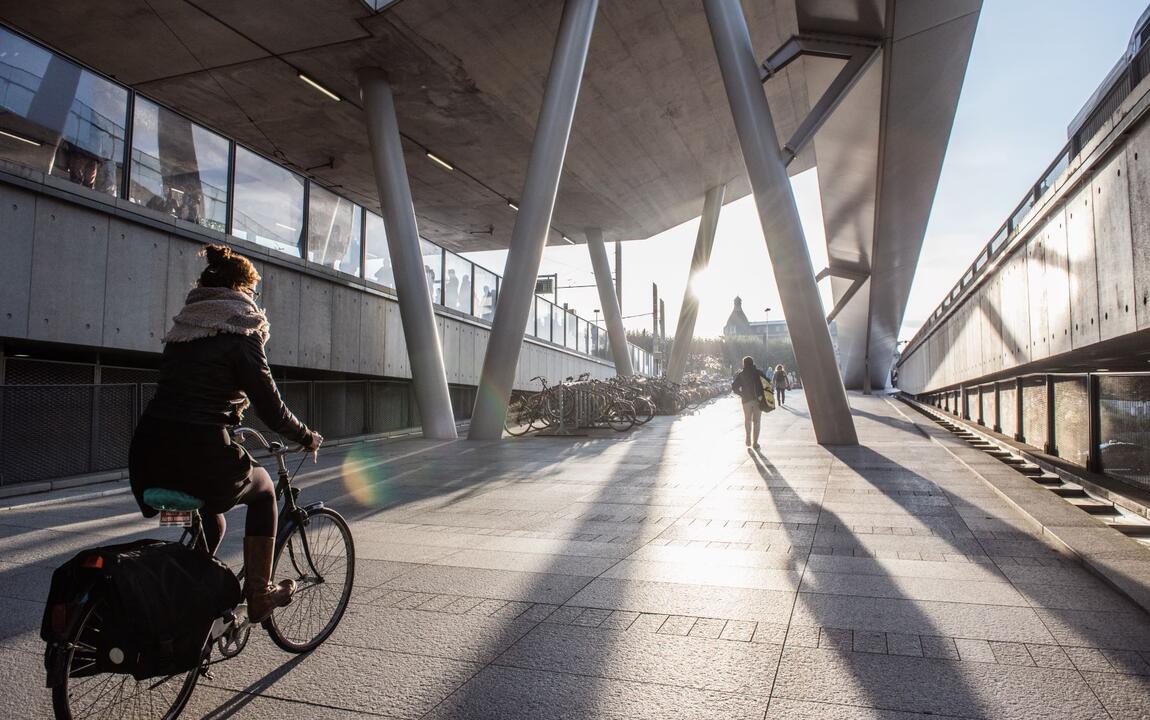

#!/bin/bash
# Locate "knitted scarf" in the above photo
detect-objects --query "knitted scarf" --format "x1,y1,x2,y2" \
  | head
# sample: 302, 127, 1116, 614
163, 287, 270, 344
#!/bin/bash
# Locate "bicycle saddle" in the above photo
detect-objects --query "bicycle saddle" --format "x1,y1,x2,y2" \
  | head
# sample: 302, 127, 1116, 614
143, 488, 204, 512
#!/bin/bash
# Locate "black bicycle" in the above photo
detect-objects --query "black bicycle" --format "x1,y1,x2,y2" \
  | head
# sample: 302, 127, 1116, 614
50, 426, 356, 720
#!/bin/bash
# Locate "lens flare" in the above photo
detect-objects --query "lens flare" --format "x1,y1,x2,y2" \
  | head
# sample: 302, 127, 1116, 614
340, 445, 395, 508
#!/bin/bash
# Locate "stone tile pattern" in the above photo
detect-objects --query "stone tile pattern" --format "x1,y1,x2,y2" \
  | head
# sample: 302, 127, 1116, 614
3, 393, 1150, 719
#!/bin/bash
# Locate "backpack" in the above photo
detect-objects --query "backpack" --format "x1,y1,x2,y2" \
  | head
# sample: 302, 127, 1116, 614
42, 539, 241, 683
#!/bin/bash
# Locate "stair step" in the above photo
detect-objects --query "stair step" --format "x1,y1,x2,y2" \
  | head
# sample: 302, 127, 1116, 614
1051, 486, 1088, 498
1033, 475, 1063, 486
1110, 522, 1150, 536
1066, 498, 1118, 514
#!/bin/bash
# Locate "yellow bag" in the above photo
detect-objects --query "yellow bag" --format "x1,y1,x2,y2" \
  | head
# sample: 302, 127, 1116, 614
758, 376, 776, 413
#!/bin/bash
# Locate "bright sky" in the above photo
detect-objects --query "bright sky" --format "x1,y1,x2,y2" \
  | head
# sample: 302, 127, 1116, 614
464, 1, 1148, 340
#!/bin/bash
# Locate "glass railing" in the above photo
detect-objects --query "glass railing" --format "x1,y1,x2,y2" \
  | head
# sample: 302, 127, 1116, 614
0, 23, 653, 371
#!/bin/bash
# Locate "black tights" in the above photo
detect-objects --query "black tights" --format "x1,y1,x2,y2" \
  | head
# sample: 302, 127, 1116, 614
202, 467, 277, 554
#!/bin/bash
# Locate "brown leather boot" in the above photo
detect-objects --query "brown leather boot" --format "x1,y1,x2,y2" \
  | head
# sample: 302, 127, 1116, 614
243, 536, 295, 623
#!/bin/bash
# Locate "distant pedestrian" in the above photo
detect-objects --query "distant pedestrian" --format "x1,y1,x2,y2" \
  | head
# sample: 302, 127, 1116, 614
773, 364, 788, 405
732, 356, 769, 449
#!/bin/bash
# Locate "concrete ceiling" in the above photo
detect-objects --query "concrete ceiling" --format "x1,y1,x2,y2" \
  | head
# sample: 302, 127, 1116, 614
0, 0, 815, 251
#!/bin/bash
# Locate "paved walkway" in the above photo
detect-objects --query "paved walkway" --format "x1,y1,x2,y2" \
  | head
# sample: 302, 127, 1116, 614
3, 392, 1150, 718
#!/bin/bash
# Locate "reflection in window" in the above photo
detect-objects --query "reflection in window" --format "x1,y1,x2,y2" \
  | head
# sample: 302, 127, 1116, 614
536, 299, 552, 342
308, 183, 362, 276
129, 97, 228, 232
582, 320, 590, 354
364, 211, 394, 288
552, 304, 564, 346
525, 291, 535, 336
231, 146, 304, 256
474, 266, 497, 322
565, 311, 577, 350
0, 28, 127, 195
444, 252, 472, 314
420, 239, 442, 304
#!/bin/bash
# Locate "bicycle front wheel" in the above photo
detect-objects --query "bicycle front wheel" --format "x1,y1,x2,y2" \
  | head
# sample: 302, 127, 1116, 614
266, 507, 355, 653
51, 598, 201, 720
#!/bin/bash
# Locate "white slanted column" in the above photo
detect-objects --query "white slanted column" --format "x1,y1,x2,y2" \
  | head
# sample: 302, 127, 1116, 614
585, 227, 633, 376
468, 0, 600, 440
703, 0, 857, 445
357, 68, 457, 440
666, 184, 726, 383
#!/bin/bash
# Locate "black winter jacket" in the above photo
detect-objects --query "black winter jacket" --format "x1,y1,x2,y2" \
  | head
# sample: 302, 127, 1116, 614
143, 333, 312, 446
732, 367, 769, 403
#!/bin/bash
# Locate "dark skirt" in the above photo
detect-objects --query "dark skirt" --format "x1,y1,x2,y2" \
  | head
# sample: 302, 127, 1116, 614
129, 416, 255, 517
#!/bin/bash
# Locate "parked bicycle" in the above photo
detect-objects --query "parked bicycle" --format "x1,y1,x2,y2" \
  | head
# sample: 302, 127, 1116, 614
47, 426, 355, 720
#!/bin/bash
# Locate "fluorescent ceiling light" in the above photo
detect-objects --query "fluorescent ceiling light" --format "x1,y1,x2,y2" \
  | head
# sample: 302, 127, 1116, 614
562, 235, 574, 245
508, 201, 519, 212
426, 152, 453, 171
275, 222, 298, 232
298, 73, 341, 102
0, 128, 41, 147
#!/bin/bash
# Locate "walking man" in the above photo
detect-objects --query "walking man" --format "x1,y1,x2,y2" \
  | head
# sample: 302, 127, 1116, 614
732, 356, 770, 449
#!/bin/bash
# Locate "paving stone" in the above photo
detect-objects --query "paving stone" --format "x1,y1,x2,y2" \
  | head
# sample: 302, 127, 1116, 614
1026, 643, 1074, 669
568, 577, 796, 624
571, 607, 613, 627
1081, 671, 1150, 719
853, 630, 888, 654
426, 665, 769, 719
1102, 649, 1150, 675
920, 635, 960, 660
1065, 647, 1115, 673
785, 625, 820, 648
886, 633, 923, 657
599, 610, 640, 630
658, 615, 697, 636
819, 626, 853, 650
954, 638, 996, 663
632, 613, 670, 633
543, 605, 586, 624
772, 646, 1109, 719
466, 598, 508, 616
751, 621, 788, 644
493, 622, 782, 695
721, 620, 757, 642
990, 641, 1036, 666
688, 618, 726, 639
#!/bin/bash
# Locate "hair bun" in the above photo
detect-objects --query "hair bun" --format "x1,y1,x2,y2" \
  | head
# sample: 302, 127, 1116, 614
201, 244, 232, 267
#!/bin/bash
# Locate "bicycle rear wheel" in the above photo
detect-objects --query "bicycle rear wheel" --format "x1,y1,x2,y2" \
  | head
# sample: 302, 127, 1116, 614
51, 598, 201, 720
266, 507, 355, 653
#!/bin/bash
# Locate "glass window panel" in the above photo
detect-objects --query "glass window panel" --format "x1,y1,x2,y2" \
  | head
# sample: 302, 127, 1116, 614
364, 211, 394, 288
552, 303, 564, 345
129, 96, 228, 231
231, 146, 304, 256
420, 239, 442, 304
525, 290, 535, 336
582, 320, 590, 354
0, 29, 127, 195
307, 183, 361, 276
536, 298, 552, 341
565, 311, 577, 350
474, 266, 498, 321
444, 252, 472, 314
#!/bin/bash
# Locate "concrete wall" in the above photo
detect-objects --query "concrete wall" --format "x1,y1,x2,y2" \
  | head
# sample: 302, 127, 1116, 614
898, 93, 1150, 395
0, 174, 615, 392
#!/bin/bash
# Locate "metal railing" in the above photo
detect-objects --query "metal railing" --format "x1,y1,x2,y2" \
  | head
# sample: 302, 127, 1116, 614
915, 371, 1150, 493
901, 38, 1150, 361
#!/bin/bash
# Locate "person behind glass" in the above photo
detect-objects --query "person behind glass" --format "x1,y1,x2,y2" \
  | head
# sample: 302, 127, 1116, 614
128, 244, 323, 623
732, 355, 769, 449
773, 364, 788, 405
444, 268, 459, 309
459, 273, 472, 313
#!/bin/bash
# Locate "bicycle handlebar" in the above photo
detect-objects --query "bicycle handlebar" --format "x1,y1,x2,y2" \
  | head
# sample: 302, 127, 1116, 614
230, 426, 303, 456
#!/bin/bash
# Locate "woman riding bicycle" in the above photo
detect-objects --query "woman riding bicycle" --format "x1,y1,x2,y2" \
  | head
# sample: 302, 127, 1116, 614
129, 244, 322, 623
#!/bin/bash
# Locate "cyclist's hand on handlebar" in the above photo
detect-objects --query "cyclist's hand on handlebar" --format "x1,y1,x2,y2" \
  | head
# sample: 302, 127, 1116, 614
303, 431, 324, 461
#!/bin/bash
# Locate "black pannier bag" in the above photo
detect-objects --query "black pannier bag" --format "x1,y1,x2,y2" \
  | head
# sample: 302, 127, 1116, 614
42, 539, 241, 682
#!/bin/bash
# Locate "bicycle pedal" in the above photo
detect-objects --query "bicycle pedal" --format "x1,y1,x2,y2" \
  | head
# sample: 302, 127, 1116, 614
199, 666, 215, 680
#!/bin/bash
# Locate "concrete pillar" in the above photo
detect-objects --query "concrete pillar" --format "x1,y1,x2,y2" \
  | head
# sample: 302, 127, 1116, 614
469, 0, 599, 440
667, 184, 725, 382
357, 68, 457, 440
586, 227, 633, 375
703, 0, 857, 445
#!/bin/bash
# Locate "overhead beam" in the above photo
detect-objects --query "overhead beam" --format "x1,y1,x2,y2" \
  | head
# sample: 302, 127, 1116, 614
704, 0, 857, 446
667, 184, 725, 383
469, 0, 598, 440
